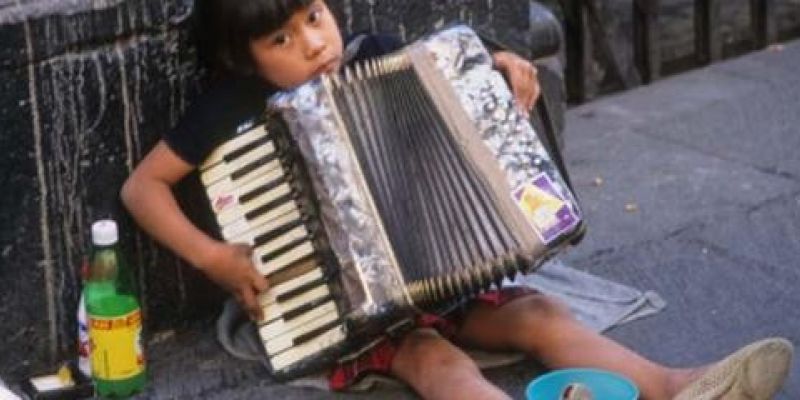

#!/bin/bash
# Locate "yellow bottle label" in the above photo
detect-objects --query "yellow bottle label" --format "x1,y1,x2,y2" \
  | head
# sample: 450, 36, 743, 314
89, 309, 144, 380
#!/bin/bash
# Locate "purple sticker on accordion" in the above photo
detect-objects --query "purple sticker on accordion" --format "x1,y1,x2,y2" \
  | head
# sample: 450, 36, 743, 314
513, 173, 580, 244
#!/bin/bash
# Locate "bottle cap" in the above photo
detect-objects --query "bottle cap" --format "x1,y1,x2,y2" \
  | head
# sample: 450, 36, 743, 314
91, 219, 118, 246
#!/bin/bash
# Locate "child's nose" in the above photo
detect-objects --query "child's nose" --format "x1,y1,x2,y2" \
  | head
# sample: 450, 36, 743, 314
302, 30, 326, 59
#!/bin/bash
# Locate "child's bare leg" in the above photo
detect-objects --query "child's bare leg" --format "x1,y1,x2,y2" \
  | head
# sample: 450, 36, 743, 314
391, 329, 511, 400
455, 293, 700, 400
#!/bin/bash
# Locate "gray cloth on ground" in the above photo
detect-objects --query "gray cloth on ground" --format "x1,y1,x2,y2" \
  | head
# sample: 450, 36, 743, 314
215, 257, 666, 391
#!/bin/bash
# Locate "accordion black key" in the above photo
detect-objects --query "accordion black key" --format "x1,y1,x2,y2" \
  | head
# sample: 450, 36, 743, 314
199, 25, 584, 380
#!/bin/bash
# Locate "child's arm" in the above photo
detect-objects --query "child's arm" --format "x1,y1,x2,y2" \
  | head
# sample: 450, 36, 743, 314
492, 51, 541, 117
121, 140, 269, 320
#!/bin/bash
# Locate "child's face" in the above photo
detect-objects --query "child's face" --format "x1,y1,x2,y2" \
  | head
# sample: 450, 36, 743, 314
249, 0, 343, 88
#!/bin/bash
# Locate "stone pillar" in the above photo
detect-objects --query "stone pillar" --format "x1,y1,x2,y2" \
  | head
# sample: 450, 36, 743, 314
0, 0, 202, 380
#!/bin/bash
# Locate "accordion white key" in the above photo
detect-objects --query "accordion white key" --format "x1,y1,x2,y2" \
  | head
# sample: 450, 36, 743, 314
200, 25, 584, 379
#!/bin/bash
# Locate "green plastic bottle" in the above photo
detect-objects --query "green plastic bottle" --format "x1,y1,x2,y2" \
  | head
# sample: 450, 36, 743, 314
86, 219, 146, 397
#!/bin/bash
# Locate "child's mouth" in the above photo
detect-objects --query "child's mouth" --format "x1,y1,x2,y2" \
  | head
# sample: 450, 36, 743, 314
315, 57, 341, 76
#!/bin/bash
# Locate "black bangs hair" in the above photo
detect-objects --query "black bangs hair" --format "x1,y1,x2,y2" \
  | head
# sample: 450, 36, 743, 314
196, 0, 315, 77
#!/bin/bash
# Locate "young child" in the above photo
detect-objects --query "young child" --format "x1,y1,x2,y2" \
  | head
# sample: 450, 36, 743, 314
121, 1, 794, 398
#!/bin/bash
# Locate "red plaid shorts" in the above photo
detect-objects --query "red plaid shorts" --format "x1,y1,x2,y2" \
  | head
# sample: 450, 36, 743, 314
328, 286, 537, 390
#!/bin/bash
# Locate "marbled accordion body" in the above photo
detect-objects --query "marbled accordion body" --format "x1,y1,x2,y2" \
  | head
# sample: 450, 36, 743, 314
199, 26, 583, 380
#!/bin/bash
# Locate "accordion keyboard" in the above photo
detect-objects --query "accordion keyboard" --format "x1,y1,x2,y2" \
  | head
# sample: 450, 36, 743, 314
200, 122, 346, 372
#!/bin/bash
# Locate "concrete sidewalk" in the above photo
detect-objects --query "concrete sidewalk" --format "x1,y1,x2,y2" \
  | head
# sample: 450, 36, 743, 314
560, 39, 800, 399
128, 39, 800, 399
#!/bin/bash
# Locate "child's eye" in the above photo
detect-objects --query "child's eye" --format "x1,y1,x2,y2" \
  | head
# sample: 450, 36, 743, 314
308, 9, 321, 24
272, 33, 290, 46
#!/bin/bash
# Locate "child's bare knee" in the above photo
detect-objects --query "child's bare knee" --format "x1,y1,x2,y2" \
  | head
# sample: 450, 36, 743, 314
510, 293, 572, 326
393, 329, 477, 379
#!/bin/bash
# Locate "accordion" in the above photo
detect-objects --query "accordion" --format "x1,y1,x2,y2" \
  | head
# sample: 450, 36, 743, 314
199, 26, 584, 380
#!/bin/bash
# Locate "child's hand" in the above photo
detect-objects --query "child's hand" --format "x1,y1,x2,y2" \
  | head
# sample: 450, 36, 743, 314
492, 51, 541, 117
201, 242, 270, 320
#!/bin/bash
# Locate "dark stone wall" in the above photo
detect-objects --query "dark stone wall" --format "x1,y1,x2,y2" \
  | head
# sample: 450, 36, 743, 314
0, 0, 541, 380
0, 0, 203, 380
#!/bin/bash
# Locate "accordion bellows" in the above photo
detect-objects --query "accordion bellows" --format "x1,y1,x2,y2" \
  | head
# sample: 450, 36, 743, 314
272, 25, 581, 312
202, 25, 583, 379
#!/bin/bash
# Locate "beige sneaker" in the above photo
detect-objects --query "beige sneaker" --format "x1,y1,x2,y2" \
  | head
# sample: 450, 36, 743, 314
674, 338, 794, 400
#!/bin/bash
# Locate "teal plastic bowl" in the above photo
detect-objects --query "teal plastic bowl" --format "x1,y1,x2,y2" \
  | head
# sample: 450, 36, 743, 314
526, 368, 639, 400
